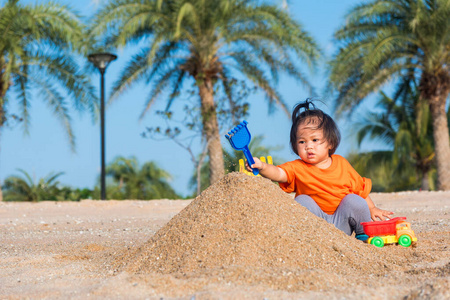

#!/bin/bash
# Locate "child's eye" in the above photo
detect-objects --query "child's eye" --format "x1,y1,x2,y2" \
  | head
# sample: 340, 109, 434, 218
299, 141, 305, 144
313, 139, 319, 142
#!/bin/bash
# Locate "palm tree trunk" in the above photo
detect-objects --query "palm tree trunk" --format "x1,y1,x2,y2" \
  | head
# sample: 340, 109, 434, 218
1, 57, 10, 201
420, 171, 430, 191
0, 123, 3, 201
428, 91, 450, 190
0, 90, 5, 202
198, 79, 225, 185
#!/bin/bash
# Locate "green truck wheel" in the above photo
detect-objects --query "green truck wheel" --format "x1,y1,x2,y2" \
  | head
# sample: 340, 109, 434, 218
371, 236, 384, 248
398, 235, 412, 247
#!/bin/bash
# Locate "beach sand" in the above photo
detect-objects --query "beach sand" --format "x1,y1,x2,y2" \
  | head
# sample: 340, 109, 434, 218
1, 172, 449, 299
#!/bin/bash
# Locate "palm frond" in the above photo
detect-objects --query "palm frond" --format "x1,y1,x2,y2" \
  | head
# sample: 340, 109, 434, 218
0, 0, 95, 151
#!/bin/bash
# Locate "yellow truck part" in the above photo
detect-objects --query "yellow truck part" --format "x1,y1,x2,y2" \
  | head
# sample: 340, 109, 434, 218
367, 232, 417, 248
239, 156, 273, 177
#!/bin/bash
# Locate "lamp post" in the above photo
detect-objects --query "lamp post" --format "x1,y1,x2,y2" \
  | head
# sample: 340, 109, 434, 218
88, 53, 117, 200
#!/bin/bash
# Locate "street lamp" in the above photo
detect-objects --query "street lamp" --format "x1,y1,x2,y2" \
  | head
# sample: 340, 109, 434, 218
88, 52, 117, 200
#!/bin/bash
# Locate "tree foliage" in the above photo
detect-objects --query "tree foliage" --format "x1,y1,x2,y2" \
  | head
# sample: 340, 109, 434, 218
351, 82, 436, 191
103, 156, 179, 200
328, 0, 450, 190
90, 0, 321, 185
0, 0, 98, 201
2, 169, 63, 202
0, 0, 96, 147
142, 78, 254, 195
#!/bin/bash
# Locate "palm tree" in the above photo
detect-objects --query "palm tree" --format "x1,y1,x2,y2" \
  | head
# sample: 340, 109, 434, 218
354, 86, 435, 190
328, 0, 450, 190
2, 169, 63, 202
0, 0, 97, 200
89, 0, 321, 185
105, 156, 179, 200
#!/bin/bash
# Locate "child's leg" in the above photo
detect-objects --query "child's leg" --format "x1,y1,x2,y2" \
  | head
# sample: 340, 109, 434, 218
294, 195, 328, 219
332, 194, 371, 236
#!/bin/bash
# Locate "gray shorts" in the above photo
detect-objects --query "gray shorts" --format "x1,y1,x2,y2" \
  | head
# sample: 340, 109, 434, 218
295, 194, 371, 236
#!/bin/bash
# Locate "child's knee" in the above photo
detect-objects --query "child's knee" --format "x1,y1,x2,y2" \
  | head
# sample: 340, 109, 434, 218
341, 194, 369, 213
295, 194, 315, 206
295, 195, 325, 218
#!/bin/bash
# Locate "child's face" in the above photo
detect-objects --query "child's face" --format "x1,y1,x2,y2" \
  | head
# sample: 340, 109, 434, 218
296, 120, 332, 169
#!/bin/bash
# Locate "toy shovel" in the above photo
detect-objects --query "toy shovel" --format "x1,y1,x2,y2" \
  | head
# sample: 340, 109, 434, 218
225, 120, 259, 175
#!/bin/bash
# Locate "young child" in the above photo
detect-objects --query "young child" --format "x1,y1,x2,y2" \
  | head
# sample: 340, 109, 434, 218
247, 99, 393, 239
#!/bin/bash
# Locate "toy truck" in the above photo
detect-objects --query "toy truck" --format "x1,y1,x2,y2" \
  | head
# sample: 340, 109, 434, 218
361, 217, 417, 248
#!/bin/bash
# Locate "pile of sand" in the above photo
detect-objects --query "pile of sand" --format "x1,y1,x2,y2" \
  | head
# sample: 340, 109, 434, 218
113, 172, 418, 290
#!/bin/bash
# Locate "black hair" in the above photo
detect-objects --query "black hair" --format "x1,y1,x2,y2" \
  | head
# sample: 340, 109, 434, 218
289, 99, 341, 156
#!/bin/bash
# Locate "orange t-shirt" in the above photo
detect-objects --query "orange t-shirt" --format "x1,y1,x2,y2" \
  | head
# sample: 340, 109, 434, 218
278, 154, 372, 215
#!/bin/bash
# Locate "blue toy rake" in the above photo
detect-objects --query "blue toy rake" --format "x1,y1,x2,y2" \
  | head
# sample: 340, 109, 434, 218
225, 120, 259, 175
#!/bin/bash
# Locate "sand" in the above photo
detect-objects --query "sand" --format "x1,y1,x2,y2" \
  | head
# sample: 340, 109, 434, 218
1, 172, 449, 299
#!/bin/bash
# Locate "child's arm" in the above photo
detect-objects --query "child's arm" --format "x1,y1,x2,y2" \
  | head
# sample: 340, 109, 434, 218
365, 195, 394, 221
246, 157, 288, 183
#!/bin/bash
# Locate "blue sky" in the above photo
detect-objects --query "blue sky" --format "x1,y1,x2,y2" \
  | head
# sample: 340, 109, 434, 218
1, 0, 372, 197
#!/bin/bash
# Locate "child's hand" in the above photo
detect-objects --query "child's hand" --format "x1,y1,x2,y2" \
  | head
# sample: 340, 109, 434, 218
245, 158, 287, 182
370, 206, 394, 221
245, 157, 264, 172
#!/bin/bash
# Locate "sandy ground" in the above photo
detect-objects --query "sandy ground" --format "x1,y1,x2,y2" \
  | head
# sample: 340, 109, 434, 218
1, 188, 449, 299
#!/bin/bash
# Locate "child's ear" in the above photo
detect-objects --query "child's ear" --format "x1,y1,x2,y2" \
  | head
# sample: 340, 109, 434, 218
328, 144, 333, 155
